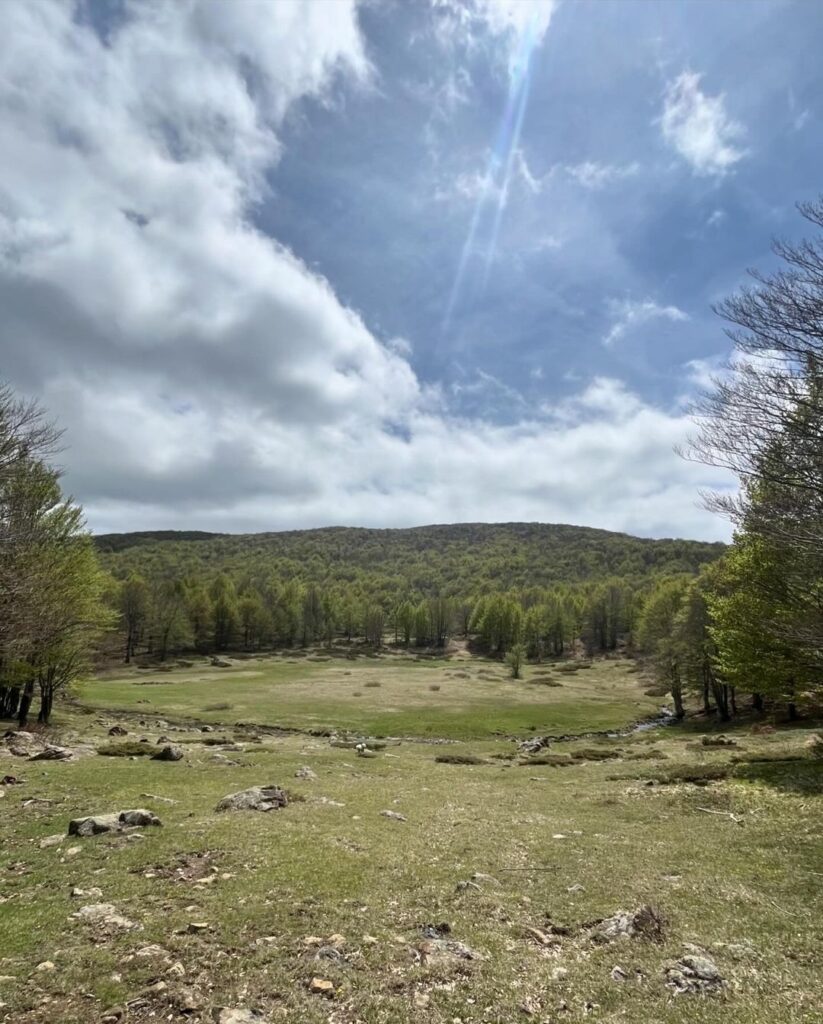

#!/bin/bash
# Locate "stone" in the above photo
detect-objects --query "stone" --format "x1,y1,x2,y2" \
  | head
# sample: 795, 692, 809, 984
456, 880, 482, 894
524, 926, 556, 947
34, 961, 55, 972
567, 883, 585, 893
29, 744, 73, 761
551, 967, 568, 982
665, 953, 725, 994
294, 766, 317, 780
592, 906, 665, 944
39, 834, 64, 849
167, 963, 186, 978
71, 903, 137, 933
119, 808, 162, 828
417, 938, 480, 962
70, 886, 102, 899
309, 977, 335, 997
151, 745, 183, 762
68, 813, 120, 837
215, 786, 288, 813
216, 1011, 267, 1024
186, 922, 211, 933
380, 810, 407, 821
201, 724, 215, 732
108, 725, 128, 736
610, 965, 629, 982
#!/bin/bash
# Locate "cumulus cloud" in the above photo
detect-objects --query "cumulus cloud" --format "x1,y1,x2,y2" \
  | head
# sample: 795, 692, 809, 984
660, 71, 745, 175
0, 1, 729, 541
604, 298, 689, 347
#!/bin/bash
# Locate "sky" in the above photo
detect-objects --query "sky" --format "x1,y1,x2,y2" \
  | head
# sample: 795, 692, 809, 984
1, 0, 821, 541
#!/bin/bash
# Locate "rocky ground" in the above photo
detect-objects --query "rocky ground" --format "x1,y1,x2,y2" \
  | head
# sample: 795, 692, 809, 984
0, 694, 821, 1023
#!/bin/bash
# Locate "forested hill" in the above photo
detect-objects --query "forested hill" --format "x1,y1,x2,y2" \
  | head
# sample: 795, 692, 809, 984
95, 522, 725, 595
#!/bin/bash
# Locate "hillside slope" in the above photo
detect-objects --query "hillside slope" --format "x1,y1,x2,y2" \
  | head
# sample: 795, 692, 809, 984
95, 522, 725, 595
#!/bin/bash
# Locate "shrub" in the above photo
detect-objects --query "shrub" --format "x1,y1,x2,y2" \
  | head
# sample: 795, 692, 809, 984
363, 680, 381, 688
429, 684, 441, 692
203, 702, 232, 712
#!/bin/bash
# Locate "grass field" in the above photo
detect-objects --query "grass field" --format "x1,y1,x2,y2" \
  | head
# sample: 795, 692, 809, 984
1, 652, 821, 1024
78, 650, 660, 740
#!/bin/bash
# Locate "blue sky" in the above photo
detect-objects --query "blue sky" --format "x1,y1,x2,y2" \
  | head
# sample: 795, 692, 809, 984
0, 0, 820, 539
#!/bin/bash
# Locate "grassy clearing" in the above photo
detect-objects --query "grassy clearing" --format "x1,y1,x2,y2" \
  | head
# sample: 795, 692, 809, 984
78, 654, 659, 741
1, 657, 821, 1023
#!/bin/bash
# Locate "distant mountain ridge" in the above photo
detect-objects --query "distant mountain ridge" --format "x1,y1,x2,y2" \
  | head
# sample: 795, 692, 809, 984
95, 522, 725, 594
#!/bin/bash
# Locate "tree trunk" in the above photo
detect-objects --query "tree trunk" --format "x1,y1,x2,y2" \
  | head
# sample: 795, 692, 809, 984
730, 687, 737, 716
752, 692, 764, 712
17, 680, 34, 728
788, 701, 798, 721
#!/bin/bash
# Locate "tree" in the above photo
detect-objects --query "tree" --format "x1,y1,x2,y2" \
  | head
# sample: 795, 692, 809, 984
0, 396, 109, 726
685, 198, 823, 687
211, 576, 239, 651
119, 574, 149, 663
507, 642, 525, 679
637, 578, 689, 718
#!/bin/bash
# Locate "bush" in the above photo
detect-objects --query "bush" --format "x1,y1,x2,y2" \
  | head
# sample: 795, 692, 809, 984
429, 684, 441, 692
203, 702, 232, 712
363, 680, 381, 688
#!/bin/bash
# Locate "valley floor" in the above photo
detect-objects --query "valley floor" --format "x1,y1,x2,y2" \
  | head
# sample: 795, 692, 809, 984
0, 652, 821, 1023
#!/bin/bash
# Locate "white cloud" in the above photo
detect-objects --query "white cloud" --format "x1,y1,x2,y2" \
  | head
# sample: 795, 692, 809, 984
564, 161, 640, 190
604, 298, 689, 347
660, 72, 745, 176
0, 1, 730, 543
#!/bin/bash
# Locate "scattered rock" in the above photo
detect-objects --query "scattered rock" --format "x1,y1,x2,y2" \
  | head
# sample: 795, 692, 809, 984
216, 1010, 268, 1024
186, 921, 211, 934
551, 967, 568, 982
34, 961, 55, 972
456, 880, 482, 894
68, 808, 161, 836
151, 745, 184, 762
380, 810, 407, 822
68, 813, 120, 837
108, 725, 128, 737
665, 954, 725, 994
70, 886, 102, 899
592, 906, 666, 944
417, 938, 480, 962
518, 736, 551, 755
610, 965, 629, 982
294, 766, 317, 780
71, 903, 138, 934
215, 786, 288, 813
524, 925, 557, 947
39, 834, 64, 849
29, 744, 73, 761
309, 977, 335, 997
567, 883, 585, 894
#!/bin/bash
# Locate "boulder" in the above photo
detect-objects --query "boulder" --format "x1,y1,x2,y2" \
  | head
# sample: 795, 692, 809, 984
151, 745, 183, 762
68, 808, 161, 837
29, 744, 73, 761
665, 954, 725, 994
294, 766, 317, 780
108, 725, 128, 737
215, 786, 288, 813
216, 1011, 268, 1024
68, 813, 121, 837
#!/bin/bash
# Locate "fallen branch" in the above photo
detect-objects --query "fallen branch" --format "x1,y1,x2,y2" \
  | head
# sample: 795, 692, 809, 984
696, 806, 744, 824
